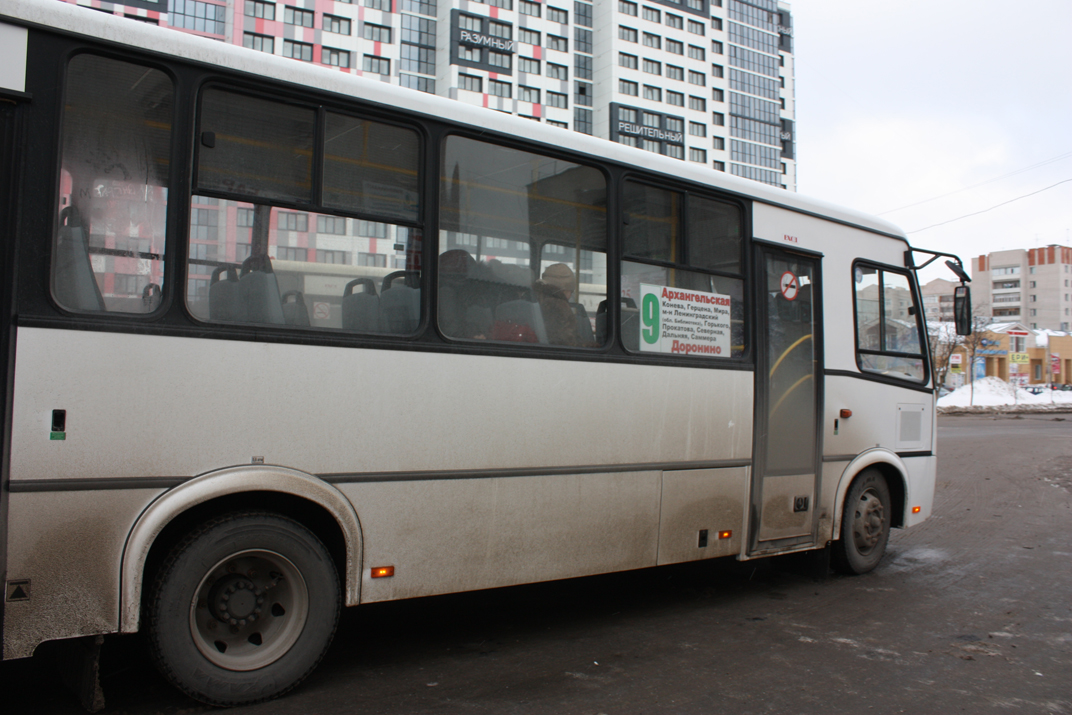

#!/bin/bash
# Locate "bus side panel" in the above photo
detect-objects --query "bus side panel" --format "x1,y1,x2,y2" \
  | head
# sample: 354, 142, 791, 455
824, 375, 934, 458
9, 328, 754, 482
2, 489, 163, 660
349, 472, 662, 602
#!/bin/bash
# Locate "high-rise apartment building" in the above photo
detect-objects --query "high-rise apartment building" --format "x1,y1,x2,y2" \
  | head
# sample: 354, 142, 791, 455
972, 246, 1072, 331
62, 0, 796, 189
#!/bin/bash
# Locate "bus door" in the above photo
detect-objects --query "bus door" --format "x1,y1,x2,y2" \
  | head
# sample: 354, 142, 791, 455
749, 246, 823, 556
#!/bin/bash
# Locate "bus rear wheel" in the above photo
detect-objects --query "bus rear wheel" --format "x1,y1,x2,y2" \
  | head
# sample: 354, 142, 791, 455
147, 511, 340, 706
832, 469, 892, 575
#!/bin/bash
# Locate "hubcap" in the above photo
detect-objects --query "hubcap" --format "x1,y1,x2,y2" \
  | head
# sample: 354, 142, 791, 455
851, 489, 885, 555
189, 549, 309, 671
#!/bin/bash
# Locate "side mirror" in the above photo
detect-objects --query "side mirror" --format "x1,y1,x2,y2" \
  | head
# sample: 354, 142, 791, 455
954, 284, 972, 336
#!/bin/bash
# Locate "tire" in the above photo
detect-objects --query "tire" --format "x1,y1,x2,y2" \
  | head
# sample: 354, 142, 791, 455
147, 511, 340, 706
832, 469, 892, 575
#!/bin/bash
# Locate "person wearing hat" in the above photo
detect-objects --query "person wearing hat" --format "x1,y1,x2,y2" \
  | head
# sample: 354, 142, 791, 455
534, 262, 582, 346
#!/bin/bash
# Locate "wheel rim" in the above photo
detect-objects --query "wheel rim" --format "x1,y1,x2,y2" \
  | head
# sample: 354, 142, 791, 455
851, 488, 885, 555
189, 549, 309, 671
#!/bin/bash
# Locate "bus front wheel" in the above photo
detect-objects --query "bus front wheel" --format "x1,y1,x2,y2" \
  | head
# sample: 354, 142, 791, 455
832, 469, 892, 575
147, 511, 340, 706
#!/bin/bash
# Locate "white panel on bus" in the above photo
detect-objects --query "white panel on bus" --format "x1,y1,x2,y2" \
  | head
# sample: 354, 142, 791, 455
0, 23, 28, 94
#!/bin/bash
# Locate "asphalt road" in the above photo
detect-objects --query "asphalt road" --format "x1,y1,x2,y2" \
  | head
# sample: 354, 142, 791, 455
6, 413, 1071, 714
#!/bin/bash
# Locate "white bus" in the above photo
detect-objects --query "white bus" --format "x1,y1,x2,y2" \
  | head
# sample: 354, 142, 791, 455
0, 2, 971, 706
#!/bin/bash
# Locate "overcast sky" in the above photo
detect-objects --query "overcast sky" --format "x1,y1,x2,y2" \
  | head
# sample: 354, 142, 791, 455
789, 0, 1072, 284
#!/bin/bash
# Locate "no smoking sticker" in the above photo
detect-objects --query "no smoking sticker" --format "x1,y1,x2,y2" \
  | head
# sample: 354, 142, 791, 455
780, 271, 799, 301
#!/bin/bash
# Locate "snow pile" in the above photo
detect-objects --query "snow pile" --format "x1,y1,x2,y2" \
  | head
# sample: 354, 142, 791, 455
938, 377, 1072, 407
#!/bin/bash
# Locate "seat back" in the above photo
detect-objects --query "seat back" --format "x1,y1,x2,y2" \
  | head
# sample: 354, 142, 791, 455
342, 277, 380, 332
53, 207, 106, 311
281, 290, 311, 327
239, 255, 285, 325
209, 265, 242, 321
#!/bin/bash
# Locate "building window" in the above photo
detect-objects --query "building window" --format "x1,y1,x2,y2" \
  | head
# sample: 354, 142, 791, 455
519, 28, 540, 45
547, 119, 568, 128
643, 33, 661, 49
666, 13, 683, 29
400, 74, 436, 93
620, 26, 638, 43
711, 17, 722, 30
243, 33, 274, 53
459, 14, 481, 32
322, 47, 351, 67
689, 95, 706, 111
666, 39, 683, 54
284, 6, 314, 27
666, 91, 684, 106
712, 88, 724, 102
643, 59, 661, 75
574, 107, 592, 134
519, 86, 540, 103
363, 55, 390, 74
619, 135, 640, 147
575, 81, 593, 106
643, 7, 660, 23
712, 135, 725, 151
666, 65, 684, 81
459, 73, 482, 92
245, 1, 275, 20
643, 139, 660, 153
548, 35, 569, 51
575, 2, 593, 28
619, 0, 637, 16
713, 160, 725, 171
576, 54, 593, 79
489, 52, 511, 70
458, 45, 480, 62
548, 6, 568, 23
489, 20, 512, 40
324, 14, 351, 34
364, 0, 390, 9
620, 53, 639, 69
283, 40, 314, 61
712, 63, 724, 78
520, 0, 541, 16
489, 79, 511, 97
519, 57, 541, 74
548, 62, 568, 80
643, 85, 661, 102
665, 144, 684, 159
575, 28, 593, 53
278, 211, 309, 232
689, 148, 707, 163
316, 215, 347, 235
712, 111, 725, 125
620, 107, 638, 123
688, 44, 705, 60
364, 24, 392, 43
620, 79, 639, 96
688, 70, 705, 86
665, 117, 683, 133
689, 121, 706, 137
688, 19, 705, 35
547, 91, 568, 108
712, 40, 724, 54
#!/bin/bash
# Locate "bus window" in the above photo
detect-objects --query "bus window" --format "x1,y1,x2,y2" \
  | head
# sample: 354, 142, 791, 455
52, 54, 173, 314
197, 89, 315, 203
185, 198, 421, 333
853, 264, 925, 381
323, 112, 419, 223
620, 180, 745, 358
438, 136, 607, 347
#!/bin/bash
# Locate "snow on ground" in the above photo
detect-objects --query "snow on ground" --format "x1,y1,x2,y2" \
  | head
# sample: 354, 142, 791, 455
938, 377, 1072, 407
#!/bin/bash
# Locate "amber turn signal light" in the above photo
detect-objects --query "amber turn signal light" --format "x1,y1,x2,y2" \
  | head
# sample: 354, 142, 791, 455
371, 566, 395, 578
839, 409, 852, 419
911, 506, 921, 514
718, 530, 732, 540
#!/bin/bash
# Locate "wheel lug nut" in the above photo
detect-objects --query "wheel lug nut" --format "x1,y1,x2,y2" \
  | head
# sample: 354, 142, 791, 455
227, 564, 237, 573
247, 569, 257, 578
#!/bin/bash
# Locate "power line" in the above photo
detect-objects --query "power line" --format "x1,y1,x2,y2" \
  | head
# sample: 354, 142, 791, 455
878, 150, 1072, 215
906, 179, 1072, 234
